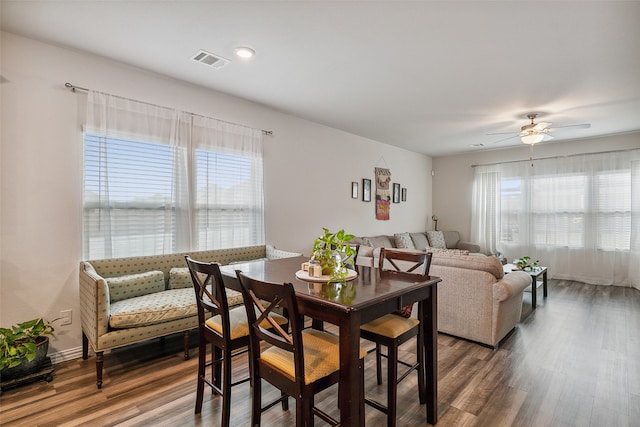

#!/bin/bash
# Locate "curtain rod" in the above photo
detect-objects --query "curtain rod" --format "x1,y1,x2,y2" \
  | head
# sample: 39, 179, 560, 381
471, 147, 639, 167
64, 82, 273, 136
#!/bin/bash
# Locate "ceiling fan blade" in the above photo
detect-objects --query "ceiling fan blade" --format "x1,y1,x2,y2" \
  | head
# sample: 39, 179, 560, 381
550, 123, 591, 130
542, 134, 554, 142
533, 121, 552, 131
486, 131, 517, 136
492, 134, 519, 144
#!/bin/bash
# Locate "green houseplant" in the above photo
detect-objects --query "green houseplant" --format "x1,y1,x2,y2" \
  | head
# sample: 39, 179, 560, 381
310, 228, 357, 281
0, 318, 55, 380
514, 256, 539, 271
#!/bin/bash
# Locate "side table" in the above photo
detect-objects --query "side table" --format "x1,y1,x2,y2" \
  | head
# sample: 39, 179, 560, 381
503, 264, 548, 309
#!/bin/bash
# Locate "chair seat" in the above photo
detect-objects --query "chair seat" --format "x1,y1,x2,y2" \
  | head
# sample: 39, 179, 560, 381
206, 306, 288, 340
360, 313, 420, 339
261, 329, 366, 384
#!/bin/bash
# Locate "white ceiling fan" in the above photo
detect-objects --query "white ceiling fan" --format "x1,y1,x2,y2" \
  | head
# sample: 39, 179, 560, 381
489, 113, 591, 145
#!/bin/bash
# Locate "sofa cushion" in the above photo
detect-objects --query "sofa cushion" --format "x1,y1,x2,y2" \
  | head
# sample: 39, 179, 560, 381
106, 270, 165, 303
426, 231, 446, 249
364, 235, 395, 248
410, 232, 429, 250
442, 231, 461, 249
394, 232, 416, 249
168, 267, 192, 289
109, 288, 197, 328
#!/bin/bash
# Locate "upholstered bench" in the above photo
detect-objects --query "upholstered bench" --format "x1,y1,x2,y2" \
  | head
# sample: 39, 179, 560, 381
79, 245, 301, 388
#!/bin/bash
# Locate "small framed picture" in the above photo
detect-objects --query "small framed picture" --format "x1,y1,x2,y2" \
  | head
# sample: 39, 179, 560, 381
362, 179, 371, 202
393, 183, 400, 203
401, 187, 407, 202
351, 181, 358, 199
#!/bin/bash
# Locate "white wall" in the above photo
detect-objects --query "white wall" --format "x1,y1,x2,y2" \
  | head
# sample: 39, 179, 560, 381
432, 132, 640, 241
0, 32, 432, 358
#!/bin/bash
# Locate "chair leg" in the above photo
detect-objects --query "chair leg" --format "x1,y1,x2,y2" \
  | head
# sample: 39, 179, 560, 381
221, 346, 232, 427
387, 344, 398, 427
195, 339, 206, 414
359, 357, 365, 426
298, 396, 308, 427
213, 345, 222, 393
281, 391, 289, 411
95, 351, 104, 389
376, 343, 383, 385
252, 377, 262, 427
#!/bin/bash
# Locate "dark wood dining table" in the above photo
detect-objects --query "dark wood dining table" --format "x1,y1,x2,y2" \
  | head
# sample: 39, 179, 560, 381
220, 255, 441, 426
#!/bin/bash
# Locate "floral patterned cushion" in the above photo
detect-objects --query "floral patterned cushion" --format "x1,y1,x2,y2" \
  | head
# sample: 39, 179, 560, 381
426, 231, 447, 249
394, 232, 416, 249
427, 247, 470, 256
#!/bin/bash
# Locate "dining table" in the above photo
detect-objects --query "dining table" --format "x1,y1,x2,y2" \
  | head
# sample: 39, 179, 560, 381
219, 255, 441, 426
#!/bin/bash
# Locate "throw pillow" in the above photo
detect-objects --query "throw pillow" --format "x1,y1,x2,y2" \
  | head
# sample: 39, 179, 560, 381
426, 231, 446, 249
410, 232, 429, 250
168, 267, 192, 289
106, 270, 165, 303
394, 303, 414, 318
394, 232, 416, 249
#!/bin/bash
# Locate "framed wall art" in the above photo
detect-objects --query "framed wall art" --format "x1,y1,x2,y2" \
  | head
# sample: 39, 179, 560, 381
392, 183, 400, 203
351, 181, 358, 199
401, 187, 407, 201
362, 178, 371, 202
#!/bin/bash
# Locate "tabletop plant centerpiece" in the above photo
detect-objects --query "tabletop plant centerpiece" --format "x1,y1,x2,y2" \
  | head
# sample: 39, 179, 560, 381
310, 228, 357, 282
0, 317, 55, 381
514, 256, 539, 272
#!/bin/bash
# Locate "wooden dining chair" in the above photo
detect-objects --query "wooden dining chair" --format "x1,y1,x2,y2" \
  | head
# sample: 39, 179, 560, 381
235, 271, 366, 427
359, 248, 433, 427
185, 256, 287, 427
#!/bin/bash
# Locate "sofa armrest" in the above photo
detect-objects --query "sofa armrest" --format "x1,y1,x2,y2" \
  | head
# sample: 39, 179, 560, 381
265, 244, 302, 259
79, 261, 111, 348
456, 241, 481, 253
493, 271, 531, 302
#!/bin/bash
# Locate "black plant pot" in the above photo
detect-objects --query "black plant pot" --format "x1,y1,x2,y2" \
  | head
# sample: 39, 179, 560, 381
0, 336, 49, 381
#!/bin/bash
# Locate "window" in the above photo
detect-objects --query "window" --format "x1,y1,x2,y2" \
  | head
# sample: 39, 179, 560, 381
83, 91, 264, 259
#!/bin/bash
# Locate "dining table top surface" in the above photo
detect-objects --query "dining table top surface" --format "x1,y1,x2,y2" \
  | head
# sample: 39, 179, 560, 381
219, 255, 441, 312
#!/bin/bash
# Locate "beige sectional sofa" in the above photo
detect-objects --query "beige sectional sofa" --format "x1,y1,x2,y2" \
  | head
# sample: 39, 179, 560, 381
79, 244, 300, 388
351, 231, 530, 347
352, 230, 482, 267
430, 253, 531, 347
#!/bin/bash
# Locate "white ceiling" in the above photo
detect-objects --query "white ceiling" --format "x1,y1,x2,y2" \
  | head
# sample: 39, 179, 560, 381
2, 1, 639, 157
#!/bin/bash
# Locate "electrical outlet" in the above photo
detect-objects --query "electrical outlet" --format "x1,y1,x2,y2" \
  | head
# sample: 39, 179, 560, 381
60, 309, 72, 326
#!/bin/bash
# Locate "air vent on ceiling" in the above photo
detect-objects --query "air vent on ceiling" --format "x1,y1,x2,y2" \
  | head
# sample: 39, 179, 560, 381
192, 49, 230, 69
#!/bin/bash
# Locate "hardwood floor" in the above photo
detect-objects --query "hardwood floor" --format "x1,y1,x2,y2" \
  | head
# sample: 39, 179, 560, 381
1, 280, 639, 426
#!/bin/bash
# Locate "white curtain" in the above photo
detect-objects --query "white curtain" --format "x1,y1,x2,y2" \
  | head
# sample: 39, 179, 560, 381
471, 150, 640, 288
471, 171, 499, 255
84, 91, 264, 259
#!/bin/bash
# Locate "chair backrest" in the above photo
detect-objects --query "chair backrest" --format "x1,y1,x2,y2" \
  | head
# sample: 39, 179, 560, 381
378, 248, 433, 275
185, 256, 230, 336
235, 271, 304, 380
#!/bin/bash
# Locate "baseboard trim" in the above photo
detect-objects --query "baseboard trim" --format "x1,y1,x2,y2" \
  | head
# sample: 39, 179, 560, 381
49, 346, 83, 365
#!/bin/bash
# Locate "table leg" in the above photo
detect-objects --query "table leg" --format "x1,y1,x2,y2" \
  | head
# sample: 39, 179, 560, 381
531, 274, 537, 309
339, 313, 362, 426
423, 285, 438, 425
543, 270, 548, 297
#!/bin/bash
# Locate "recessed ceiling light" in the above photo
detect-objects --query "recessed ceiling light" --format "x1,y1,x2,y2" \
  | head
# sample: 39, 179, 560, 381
235, 46, 255, 59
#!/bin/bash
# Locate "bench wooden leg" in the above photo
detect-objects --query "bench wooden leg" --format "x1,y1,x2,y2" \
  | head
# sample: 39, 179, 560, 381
96, 351, 104, 389
82, 332, 89, 360
183, 330, 190, 360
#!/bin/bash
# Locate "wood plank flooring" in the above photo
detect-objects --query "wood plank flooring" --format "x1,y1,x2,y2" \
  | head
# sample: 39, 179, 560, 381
1, 280, 639, 426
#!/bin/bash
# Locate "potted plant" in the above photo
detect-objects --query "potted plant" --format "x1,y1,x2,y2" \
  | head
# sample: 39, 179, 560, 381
514, 256, 539, 272
0, 318, 55, 381
310, 228, 357, 281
